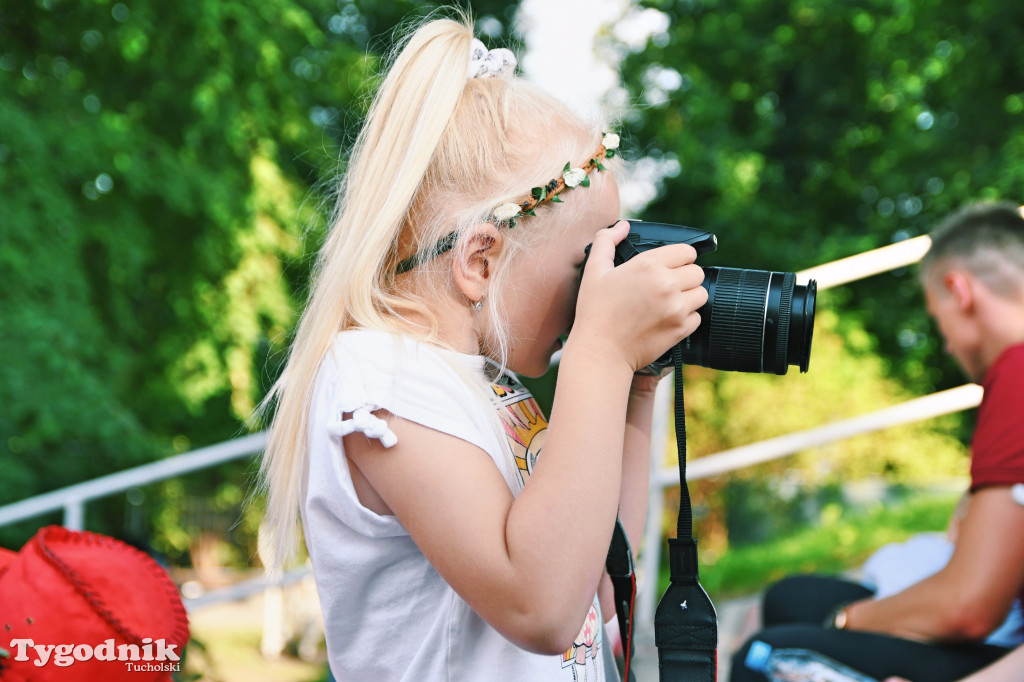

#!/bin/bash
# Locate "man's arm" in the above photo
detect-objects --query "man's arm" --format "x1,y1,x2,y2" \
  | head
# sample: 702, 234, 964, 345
846, 486, 1024, 642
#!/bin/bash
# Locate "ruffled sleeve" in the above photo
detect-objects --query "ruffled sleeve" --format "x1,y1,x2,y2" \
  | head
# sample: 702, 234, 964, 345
304, 329, 522, 534
327, 406, 398, 448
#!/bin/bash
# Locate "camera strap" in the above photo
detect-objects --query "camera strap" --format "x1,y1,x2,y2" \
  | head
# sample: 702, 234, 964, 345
652, 346, 718, 681
605, 347, 718, 681
605, 518, 637, 681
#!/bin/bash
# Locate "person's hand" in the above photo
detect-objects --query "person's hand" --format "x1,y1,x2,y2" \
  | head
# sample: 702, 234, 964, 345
630, 367, 672, 397
570, 221, 707, 374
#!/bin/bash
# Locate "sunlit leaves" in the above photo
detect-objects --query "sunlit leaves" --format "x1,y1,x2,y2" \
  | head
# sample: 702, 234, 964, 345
0, 0, 526, 553
622, 0, 1024, 392
615, 0, 1024, 552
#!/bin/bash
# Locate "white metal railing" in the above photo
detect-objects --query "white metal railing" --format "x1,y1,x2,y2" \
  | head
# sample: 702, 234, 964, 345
795, 235, 932, 288
0, 432, 267, 530
654, 384, 982, 487
182, 565, 312, 612
0, 234, 980, 647
635, 381, 981, 623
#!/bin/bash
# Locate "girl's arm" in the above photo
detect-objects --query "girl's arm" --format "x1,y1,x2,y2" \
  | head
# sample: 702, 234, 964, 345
345, 345, 632, 655
346, 230, 706, 655
618, 374, 665, 551
599, 373, 662, 623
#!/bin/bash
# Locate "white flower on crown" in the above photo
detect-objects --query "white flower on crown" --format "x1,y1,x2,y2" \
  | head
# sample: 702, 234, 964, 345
563, 167, 587, 188
493, 202, 522, 221
602, 133, 620, 151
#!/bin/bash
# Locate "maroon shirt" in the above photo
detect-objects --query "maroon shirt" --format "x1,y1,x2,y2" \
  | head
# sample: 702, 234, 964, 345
969, 342, 1024, 607
970, 342, 1024, 491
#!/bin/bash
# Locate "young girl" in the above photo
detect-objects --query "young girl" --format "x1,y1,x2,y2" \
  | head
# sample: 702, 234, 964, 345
259, 13, 707, 681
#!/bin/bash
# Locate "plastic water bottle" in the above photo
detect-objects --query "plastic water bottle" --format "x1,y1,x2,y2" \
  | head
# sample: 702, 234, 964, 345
744, 640, 878, 681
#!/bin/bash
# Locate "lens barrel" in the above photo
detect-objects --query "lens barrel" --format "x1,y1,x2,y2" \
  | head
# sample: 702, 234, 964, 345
678, 267, 817, 374
596, 221, 818, 376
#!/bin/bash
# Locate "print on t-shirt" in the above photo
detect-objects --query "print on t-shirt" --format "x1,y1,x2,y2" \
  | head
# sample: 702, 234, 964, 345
490, 374, 548, 488
490, 373, 606, 679
562, 602, 603, 679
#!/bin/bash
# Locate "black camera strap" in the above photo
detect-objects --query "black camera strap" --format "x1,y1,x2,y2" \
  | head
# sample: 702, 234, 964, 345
653, 346, 718, 680
605, 518, 637, 681
605, 346, 718, 681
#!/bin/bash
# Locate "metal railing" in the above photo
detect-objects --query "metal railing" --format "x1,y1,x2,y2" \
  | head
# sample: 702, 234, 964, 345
636, 381, 980, 623
0, 234, 980, 646
0, 432, 267, 530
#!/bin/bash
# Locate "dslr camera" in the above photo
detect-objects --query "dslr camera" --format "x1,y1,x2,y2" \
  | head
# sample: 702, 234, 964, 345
588, 220, 817, 375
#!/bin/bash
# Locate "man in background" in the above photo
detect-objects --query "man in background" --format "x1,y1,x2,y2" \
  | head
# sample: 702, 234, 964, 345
731, 201, 1024, 682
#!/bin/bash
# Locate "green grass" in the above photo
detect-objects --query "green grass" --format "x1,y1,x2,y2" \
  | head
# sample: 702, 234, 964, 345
660, 490, 962, 601
183, 610, 328, 682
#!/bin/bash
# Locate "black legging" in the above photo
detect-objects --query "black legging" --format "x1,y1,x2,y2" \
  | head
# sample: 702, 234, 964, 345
729, 575, 1012, 682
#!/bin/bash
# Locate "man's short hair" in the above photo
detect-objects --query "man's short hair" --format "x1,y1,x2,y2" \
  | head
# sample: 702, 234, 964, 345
921, 200, 1024, 297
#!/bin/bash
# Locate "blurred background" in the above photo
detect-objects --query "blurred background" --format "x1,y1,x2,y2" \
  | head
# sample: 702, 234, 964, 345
3, 0, 1024, 679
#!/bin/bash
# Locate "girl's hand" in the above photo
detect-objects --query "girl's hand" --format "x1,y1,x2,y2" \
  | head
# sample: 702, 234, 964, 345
569, 221, 708, 374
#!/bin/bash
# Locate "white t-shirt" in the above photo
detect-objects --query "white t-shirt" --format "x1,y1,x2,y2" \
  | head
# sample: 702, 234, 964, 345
301, 329, 618, 681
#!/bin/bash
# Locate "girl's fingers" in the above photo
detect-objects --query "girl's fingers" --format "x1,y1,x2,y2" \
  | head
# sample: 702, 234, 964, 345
682, 281, 709, 308
677, 263, 707, 291
583, 221, 630, 279
680, 310, 703, 339
646, 242, 699, 268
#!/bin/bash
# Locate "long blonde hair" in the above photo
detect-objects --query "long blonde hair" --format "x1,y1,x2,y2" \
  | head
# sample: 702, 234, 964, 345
257, 12, 604, 570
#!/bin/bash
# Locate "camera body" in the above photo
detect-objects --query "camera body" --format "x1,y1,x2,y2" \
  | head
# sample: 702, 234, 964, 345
594, 220, 817, 375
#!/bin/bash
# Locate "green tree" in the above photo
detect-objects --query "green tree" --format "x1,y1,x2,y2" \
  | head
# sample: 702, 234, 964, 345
612, 0, 1024, 549
620, 0, 1024, 391
0, 0, 520, 552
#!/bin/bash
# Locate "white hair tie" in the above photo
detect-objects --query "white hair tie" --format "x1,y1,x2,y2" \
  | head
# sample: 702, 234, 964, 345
467, 38, 516, 80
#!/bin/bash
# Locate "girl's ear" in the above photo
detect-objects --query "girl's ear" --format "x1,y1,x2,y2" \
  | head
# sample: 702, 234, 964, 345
453, 223, 504, 303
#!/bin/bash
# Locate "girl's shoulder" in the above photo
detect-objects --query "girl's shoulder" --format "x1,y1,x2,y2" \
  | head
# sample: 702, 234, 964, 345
324, 328, 486, 384
315, 329, 497, 449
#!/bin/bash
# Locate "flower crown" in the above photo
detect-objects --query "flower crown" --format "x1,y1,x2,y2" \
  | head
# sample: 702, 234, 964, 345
393, 132, 620, 274
490, 132, 620, 228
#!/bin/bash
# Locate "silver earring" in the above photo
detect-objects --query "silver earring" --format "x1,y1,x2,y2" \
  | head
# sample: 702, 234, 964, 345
471, 299, 483, 311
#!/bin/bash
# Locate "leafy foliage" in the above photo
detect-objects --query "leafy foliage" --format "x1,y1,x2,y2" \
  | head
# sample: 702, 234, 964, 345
620, 0, 1024, 391
0, 0, 519, 551
611, 0, 1024, 550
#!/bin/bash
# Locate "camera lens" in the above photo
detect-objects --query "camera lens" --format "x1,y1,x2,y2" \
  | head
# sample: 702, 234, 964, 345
678, 267, 817, 374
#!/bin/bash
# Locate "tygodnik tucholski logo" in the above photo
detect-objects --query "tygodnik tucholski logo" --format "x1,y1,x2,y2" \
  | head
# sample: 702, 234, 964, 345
7, 637, 181, 672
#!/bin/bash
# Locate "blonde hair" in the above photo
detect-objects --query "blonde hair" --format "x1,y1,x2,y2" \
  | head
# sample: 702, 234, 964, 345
257, 12, 605, 570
